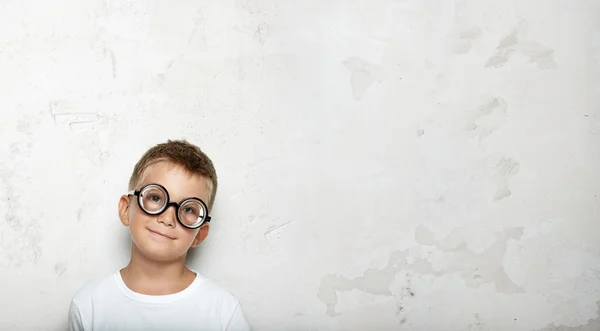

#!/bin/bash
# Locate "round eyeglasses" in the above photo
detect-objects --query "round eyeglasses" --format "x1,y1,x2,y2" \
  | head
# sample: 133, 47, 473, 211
128, 183, 211, 229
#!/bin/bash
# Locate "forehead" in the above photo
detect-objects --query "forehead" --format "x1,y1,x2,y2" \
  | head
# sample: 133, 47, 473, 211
138, 161, 210, 201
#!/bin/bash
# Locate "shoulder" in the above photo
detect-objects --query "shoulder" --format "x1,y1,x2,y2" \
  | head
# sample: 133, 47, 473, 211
68, 272, 118, 330
191, 273, 251, 330
193, 272, 241, 306
70, 272, 118, 308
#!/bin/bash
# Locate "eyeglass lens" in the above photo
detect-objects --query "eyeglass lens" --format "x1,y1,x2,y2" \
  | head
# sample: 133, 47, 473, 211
139, 184, 206, 227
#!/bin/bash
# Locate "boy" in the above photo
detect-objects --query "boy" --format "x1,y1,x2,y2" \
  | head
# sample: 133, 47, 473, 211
68, 140, 251, 331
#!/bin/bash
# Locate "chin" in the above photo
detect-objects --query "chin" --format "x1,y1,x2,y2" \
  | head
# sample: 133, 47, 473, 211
145, 250, 179, 262
132, 239, 186, 262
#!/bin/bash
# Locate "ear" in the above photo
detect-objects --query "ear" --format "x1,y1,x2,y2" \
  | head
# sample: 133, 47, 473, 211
191, 224, 210, 248
118, 195, 131, 226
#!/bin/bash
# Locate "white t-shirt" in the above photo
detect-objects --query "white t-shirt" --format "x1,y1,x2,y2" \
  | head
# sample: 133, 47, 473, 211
68, 270, 251, 331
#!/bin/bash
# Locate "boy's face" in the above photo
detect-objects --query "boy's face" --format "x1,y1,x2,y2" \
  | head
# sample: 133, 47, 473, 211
118, 161, 211, 262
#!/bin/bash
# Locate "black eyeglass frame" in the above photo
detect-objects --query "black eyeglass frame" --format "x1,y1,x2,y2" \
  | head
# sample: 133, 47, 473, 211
127, 183, 211, 229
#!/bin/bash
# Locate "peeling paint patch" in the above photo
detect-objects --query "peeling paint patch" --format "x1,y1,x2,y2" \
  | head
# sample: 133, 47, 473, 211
343, 57, 385, 101
253, 22, 268, 46
535, 301, 600, 331
415, 226, 525, 293
318, 226, 524, 316
317, 249, 436, 316
54, 262, 67, 277
449, 27, 483, 54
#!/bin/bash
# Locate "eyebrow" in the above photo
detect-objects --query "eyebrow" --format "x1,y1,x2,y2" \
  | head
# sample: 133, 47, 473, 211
137, 182, 205, 201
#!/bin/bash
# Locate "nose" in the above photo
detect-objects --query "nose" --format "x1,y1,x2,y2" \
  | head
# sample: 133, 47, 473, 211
157, 204, 177, 227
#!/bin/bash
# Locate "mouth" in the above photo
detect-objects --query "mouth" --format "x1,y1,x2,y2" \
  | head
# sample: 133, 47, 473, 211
147, 228, 175, 240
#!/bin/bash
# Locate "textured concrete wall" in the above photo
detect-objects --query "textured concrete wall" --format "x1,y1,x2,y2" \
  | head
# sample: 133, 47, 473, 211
0, 0, 599, 330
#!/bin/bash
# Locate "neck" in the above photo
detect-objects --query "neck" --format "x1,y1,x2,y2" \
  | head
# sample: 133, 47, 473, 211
120, 247, 194, 295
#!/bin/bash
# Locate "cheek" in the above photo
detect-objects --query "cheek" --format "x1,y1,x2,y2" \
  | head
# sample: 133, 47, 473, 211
129, 207, 152, 226
177, 228, 199, 243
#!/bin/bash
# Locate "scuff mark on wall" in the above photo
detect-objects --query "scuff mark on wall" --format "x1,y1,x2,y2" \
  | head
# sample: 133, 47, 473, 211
465, 97, 508, 140
493, 157, 520, 201
485, 21, 557, 69
100, 45, 117, 79
76, 207, 84, 223
485, 27, 518, 68
318, 226, 524, 316
264, 220, 294, 239
109, 49, 117, 78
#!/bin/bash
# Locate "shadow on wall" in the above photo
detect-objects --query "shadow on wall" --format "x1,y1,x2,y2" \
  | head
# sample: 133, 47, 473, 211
117, 227, 133, 263
186, 243, 203, 264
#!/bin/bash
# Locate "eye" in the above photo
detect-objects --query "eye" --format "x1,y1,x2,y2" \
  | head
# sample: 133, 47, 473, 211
149, 194, 162, 203
183, 206, 197, 214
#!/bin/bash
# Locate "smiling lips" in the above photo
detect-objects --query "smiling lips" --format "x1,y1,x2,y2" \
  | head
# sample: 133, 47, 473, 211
147, 228, 175, 240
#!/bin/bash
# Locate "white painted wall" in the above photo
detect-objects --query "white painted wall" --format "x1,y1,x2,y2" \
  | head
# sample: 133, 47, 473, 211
1, 0, 599, 330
